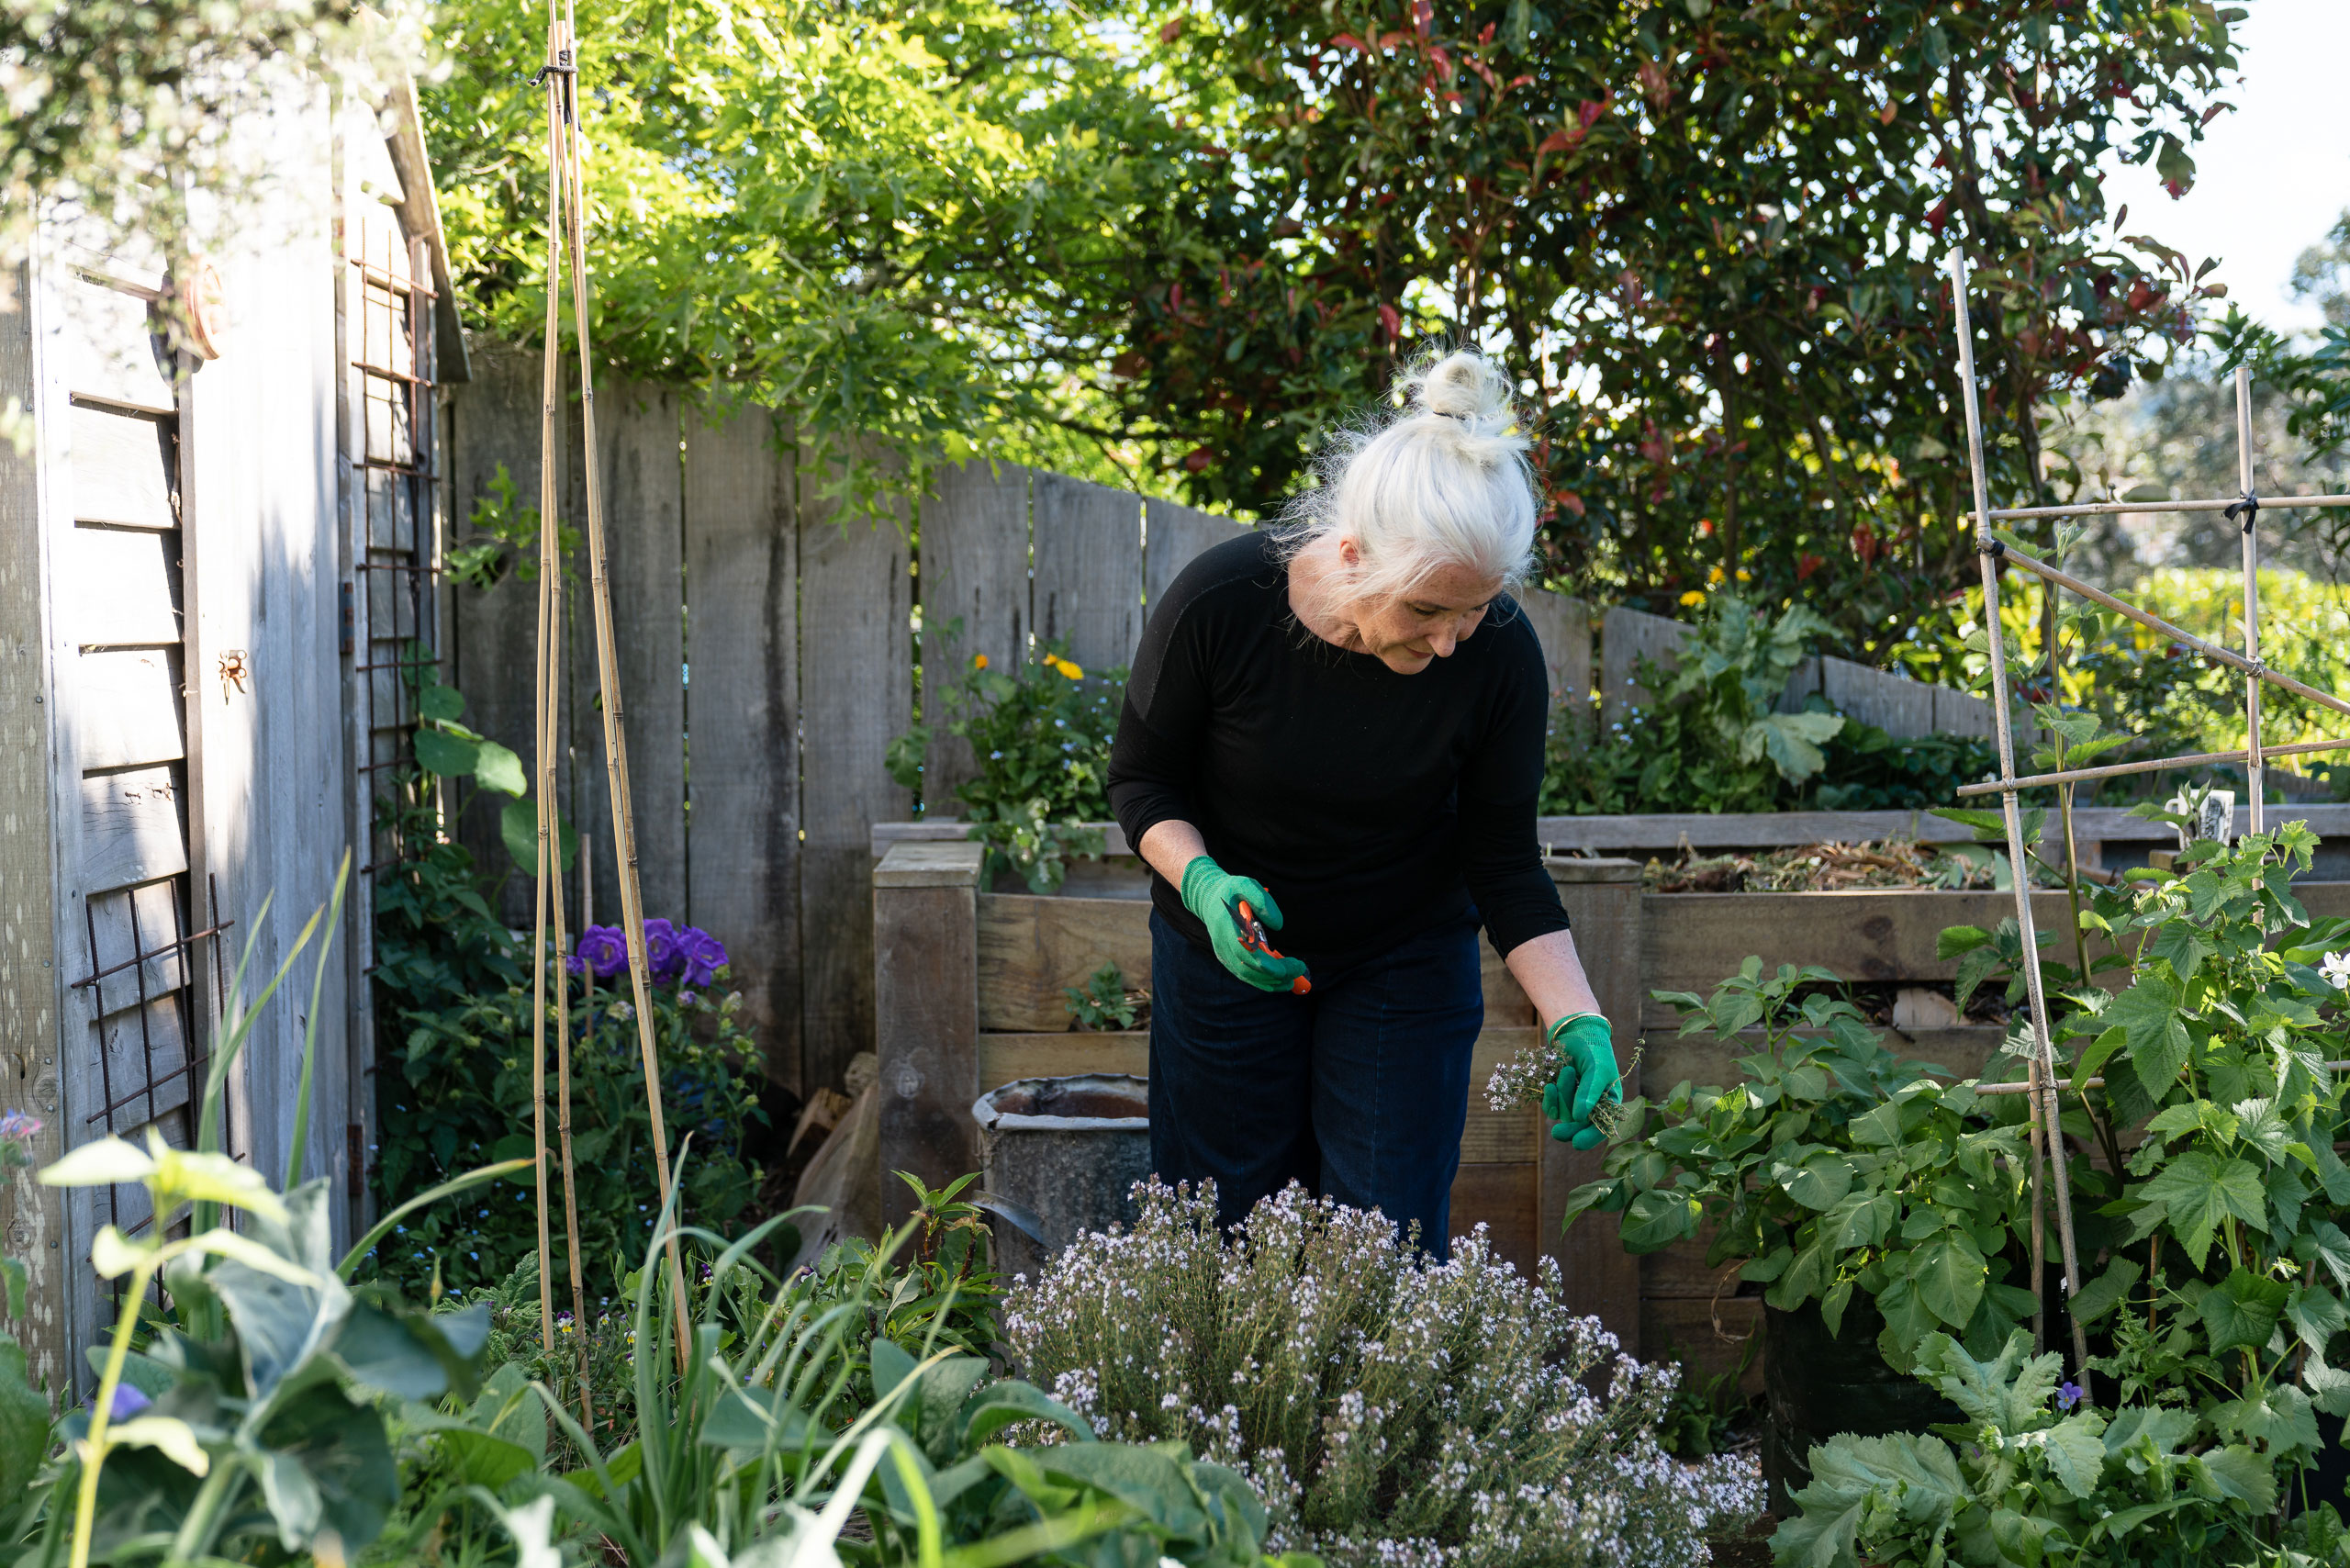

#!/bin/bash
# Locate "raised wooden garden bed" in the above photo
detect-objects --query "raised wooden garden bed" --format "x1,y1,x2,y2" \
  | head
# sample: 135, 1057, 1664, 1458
870, 817, 2350, 1376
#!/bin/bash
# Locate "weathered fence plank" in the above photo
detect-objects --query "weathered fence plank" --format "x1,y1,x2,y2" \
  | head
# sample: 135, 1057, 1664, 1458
683, 403, 800, 1074
1516, 588, 1591, 709
445, 345, 555, 922
72, 649, 184, 770
598, 379, 686, 925
1599, 602, 1988, 739
1143, 498, 1246, 622
799, 460, 913, 1093
919, 461, 1030, 812
1033, 473, 1142, 673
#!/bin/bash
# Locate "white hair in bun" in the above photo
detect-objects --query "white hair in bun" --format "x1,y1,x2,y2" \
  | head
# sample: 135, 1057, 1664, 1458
1279, 348, 1540, 606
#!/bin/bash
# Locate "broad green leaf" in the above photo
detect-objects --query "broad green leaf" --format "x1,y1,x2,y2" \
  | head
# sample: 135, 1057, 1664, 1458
411, 726, 480, 778
1619, 1188, 1701, 1251
1777, 1153, 1853, 1211
2066, 1258, 2142, 1325
1935, 924, 1992, 958
1820, 1280, 1854, 1340
869, 1338, 917, 1402
37, 1137, 152, 1189
2138, 1154, 2268, 1270
2073, 1025, 2128, 1084
2149, 922, 2211, 980
2198, 1444, 2278, 1513
2301, 1221, 2350, 1292
2106, 975, 2191, 1092
417, 684, 464, 722
1912, 1233, 1987, 1330
0, 1338, 50, 1497
2288, 1285, 2348, 1354
473, 739, 528, 797
2198, 1267, 2289, 1354
1874, 1276, 1938, 1372
109, 1415, 210, 1476
2037, 1410, 2108, 1499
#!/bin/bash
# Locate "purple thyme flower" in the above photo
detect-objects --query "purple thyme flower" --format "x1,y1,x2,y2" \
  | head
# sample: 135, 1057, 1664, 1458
678, 927, 728, 987
642, 919, 683, 983
574, 925, 628, 980
2056, 1381, 2082, 1413
0, 1111, 42, 1144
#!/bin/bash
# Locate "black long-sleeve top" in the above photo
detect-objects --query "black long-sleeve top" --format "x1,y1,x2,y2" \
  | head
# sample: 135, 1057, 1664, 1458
1106, 532, 1569, 977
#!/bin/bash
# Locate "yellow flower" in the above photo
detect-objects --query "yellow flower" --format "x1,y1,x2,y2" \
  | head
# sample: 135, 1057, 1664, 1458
1735, 567, 1751, 582
972, 653, 989, 670
1049, 656, 1084, 680
1678, 589, 1705, 607
1707, 564, 1726, 585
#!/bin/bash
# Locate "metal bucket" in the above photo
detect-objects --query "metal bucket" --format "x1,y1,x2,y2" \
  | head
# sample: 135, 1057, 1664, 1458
971, 1074, 1150, 1282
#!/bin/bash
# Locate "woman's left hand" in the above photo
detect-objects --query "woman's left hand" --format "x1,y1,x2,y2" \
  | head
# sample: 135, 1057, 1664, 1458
1542, 1013, 1620, 1149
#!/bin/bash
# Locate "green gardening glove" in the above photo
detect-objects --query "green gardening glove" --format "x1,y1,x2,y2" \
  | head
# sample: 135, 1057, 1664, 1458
1541, 1013, 1620, 1150
1180, 857, 1312, 993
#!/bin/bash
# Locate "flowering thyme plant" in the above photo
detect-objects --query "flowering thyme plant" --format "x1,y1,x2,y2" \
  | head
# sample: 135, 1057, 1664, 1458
1005, 1180, 1762, 1568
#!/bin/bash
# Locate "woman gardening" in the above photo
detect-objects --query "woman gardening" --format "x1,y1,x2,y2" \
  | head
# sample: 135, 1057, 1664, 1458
1106, 349, 1619, 1256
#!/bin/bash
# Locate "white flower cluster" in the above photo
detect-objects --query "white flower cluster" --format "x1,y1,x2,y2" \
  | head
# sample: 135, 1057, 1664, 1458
1002, 1181, 1762, 1568
1485, 1038, 1559, 1113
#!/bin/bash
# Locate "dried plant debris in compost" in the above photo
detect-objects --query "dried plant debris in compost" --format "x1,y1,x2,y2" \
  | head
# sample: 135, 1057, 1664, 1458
1640, 838, 2001, 893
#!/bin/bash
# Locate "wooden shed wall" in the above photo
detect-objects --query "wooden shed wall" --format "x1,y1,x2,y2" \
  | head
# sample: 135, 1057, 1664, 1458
0, 85, 427, 1394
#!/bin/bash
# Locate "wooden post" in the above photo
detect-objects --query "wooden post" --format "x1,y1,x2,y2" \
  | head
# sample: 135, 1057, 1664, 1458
873, 840, 982, 1227
0, 264, 69, 1403
1542, 857, 1644, 1357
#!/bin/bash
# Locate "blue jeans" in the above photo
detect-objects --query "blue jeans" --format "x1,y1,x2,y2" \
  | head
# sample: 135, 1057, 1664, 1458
1147, 909, 1483, 1260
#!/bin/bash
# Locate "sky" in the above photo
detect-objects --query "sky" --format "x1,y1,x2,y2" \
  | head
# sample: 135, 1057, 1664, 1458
2097, 0, 2350, 336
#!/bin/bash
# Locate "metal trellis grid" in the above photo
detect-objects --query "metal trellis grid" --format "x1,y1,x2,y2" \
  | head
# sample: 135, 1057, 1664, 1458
1947, 246, 2350, 1398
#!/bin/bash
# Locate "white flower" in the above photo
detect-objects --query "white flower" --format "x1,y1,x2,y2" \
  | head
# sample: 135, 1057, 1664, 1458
2322, 952, 2350, 991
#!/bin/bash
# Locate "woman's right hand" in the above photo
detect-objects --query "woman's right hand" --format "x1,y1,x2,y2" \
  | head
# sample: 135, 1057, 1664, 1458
1179, 857, 1312, 993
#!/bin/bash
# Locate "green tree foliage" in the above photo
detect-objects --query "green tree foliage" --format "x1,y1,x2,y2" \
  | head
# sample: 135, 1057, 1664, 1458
422, 0, 1197, 509
0, 0, 411, 276
1126, 0, 2242, 662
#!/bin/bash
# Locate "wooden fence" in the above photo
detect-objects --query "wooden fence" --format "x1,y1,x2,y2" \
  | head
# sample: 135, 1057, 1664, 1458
444, 348, 1987, 1096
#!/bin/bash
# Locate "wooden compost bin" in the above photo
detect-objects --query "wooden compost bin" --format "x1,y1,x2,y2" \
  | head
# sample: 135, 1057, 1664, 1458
871, 841, 1646, 1345
870, 815, 2350, 1372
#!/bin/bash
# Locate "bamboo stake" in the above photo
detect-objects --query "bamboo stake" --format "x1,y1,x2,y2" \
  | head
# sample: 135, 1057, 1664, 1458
1950, 249, 2094, 1392
549, 0, 694, 1372
1977, 1065, 2350, 1097
2238, 366, 2265, 838
536, 0, 593, 1428
1967, 541, 2350, 724
529, 9, 565, 1361
1985, 492, 2350, 521
1954, 736, 2350, 797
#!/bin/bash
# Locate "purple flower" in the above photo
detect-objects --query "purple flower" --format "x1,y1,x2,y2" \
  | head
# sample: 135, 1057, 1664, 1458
678, 926, 728, 987
2056, 1381, 2082, 1412
565, 953, 586, 978
574, 925, 627, 979
0, 1111, 41, 1145
642, 919, 683, 982
105, 1383, 151, 1420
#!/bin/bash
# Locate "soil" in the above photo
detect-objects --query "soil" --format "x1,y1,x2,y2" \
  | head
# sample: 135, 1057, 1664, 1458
1707, 1516, 1776, 1568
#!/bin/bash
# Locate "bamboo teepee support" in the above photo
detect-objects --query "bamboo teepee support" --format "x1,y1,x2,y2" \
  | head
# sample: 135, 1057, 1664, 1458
532, 0, 594, 1428
1949, 249, 2093, 1387
2238, 367, 2266, 837
542, 0, 695, 1374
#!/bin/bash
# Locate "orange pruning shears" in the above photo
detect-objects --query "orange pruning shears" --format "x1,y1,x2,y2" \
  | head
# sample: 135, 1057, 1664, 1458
1234, 898, 1312, 995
